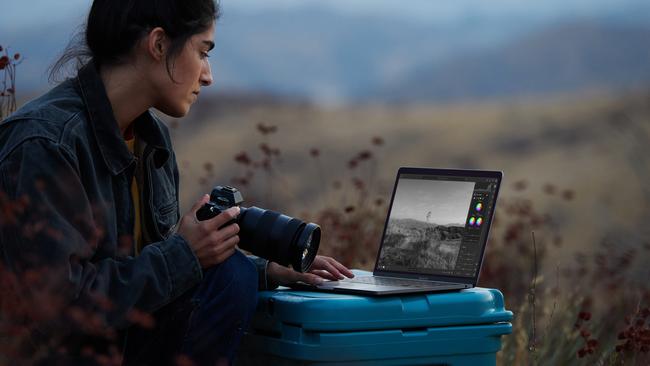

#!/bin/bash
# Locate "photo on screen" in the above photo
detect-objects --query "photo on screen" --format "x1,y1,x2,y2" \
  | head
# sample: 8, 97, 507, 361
378, 178, 475, 271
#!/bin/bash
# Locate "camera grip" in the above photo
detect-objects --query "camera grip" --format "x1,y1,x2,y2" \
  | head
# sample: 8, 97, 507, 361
196, 203, 219, 221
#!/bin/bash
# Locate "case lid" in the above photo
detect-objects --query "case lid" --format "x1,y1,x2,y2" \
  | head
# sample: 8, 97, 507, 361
253, 285, 513, 333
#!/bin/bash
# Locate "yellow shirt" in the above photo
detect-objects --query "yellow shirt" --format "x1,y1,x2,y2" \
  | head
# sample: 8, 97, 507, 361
125, 138, 143, 255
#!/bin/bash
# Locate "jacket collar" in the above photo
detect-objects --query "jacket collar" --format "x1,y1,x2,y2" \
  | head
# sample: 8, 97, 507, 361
133, 112, 172, 169
76, 62, 170, 174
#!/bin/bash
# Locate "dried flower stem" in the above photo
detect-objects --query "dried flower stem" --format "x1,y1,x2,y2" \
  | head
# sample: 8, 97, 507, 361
0, 46, 22, 119
544, 263, 560, 340
529, 231, 538, 357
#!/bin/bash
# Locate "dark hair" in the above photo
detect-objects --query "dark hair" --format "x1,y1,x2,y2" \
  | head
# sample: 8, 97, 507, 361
49, 0, 219, 82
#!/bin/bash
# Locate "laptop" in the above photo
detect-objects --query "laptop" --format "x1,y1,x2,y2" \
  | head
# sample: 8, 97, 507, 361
292, 167, 502, 295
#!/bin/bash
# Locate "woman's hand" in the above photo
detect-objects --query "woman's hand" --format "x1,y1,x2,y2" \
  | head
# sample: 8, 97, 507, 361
177, 194, 240, 269
267, 255, 355, 287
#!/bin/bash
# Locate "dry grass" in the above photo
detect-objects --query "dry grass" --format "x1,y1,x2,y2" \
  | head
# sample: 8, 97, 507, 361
173, 88, 650, 259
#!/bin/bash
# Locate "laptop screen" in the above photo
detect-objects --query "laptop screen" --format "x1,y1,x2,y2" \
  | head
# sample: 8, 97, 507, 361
376, 171, 500, 278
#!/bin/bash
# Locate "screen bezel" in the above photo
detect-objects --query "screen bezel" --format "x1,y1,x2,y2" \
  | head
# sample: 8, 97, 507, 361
372, 167, 503, 286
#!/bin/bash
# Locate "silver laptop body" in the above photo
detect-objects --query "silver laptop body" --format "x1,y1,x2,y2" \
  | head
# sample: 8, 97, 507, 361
295, 167, 502, 296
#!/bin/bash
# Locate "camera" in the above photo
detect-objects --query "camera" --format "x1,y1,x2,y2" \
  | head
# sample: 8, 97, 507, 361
196, 185, 320, 272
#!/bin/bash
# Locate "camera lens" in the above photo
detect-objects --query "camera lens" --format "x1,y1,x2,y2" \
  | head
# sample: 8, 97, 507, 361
237, 207, 320, 272
296, 223, 319, 272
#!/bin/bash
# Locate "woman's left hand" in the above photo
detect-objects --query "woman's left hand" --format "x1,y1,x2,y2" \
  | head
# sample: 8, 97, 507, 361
267, 255, 355, 287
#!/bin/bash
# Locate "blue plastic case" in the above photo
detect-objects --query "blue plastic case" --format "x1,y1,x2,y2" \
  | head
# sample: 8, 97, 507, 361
237, 285, 513, 365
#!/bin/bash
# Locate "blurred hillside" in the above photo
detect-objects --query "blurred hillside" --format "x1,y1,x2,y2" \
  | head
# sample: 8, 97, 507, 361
379, 22, 650, 102
171, 88, 650, 269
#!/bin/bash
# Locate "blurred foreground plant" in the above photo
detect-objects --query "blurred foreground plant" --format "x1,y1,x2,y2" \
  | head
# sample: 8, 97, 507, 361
0, 192, 157, 364
492, 182, 650, 365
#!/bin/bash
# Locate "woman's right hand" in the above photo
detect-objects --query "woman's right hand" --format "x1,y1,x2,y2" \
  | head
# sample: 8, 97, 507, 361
177, 194, 240, 269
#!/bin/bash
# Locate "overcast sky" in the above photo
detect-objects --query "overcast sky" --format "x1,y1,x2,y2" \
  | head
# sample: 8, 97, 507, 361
229, 0, 644, 22
2, 0, 648, 29
389, 179, 475, 225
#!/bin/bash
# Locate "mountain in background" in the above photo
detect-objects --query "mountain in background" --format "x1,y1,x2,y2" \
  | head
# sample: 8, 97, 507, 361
377, 22, 650, 103
2, 3, 649, 104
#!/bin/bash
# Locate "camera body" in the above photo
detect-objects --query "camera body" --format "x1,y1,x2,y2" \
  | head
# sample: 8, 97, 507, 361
196, 185, 244, 223
196, 185, 320, 272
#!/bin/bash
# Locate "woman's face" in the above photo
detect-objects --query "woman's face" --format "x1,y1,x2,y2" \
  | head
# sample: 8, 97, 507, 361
153, 22, 215, 118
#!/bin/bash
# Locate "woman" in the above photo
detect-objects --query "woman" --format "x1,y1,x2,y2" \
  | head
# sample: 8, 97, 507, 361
0, 0, 353, 364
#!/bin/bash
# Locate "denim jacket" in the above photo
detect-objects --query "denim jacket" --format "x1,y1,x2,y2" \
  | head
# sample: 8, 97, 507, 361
0, 64, 270, 347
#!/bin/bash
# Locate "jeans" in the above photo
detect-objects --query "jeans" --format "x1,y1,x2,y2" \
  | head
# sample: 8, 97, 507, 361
123, 250, 259, 366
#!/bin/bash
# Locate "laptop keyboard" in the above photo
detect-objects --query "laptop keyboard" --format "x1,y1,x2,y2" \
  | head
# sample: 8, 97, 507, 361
348, 276, 449, 288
